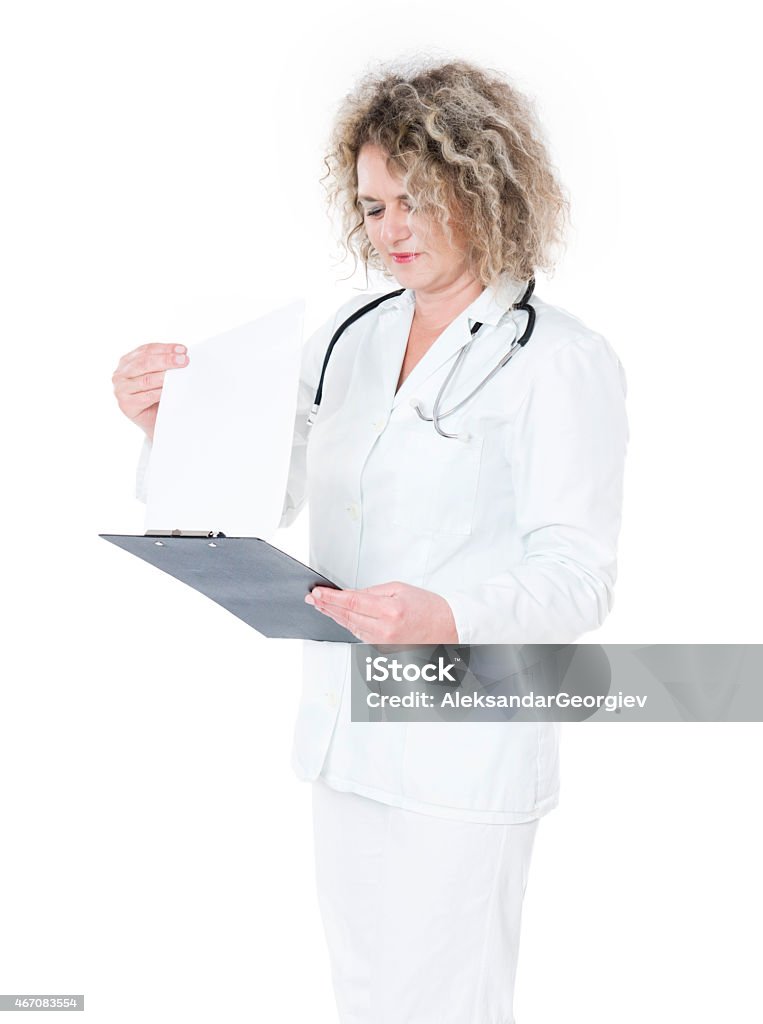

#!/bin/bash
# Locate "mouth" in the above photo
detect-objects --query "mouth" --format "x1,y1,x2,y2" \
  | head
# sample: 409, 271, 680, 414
390, 253, 420, 264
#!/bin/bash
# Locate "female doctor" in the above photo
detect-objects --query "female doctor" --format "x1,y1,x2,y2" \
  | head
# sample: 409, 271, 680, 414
114, 58, 628, 1024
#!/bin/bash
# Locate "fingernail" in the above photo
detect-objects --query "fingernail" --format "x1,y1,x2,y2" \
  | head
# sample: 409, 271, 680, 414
174, 354, 186, 365
312, 589, 322, 600
304, 594, 315, 605
174, 345, 186, 353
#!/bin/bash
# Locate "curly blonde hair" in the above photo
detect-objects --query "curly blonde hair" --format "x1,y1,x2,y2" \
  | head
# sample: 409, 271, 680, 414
323, 57, 569, 286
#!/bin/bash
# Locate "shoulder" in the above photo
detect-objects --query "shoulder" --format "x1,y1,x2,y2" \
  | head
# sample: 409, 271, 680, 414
528, 295, 621, 363
299, 288, 405, 382
332, 288, 408, 328
518, 294, 626, 392
308, 288, 405, 344
507, 297, 629, 446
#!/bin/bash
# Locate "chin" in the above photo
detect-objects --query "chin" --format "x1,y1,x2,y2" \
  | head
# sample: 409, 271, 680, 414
387, 262, 423, 282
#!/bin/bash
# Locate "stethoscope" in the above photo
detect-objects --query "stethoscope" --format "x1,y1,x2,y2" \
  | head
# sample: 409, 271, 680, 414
307, 277, 536, 439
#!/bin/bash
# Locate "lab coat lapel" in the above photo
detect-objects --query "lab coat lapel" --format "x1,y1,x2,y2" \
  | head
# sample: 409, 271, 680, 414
367, 277, 525, 414
388, 277, 528, 409
391, 315, 474, 410
355, 299, 414, 422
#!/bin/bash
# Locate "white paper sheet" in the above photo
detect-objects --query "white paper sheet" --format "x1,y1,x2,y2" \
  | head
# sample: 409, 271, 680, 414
144, 300, 305, 538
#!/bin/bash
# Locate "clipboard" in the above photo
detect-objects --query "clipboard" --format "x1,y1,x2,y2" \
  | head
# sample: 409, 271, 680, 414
99, 531, 358, 643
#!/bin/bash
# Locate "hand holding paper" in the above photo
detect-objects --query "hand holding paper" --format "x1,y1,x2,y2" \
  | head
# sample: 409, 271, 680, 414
143, 300, 305, 540
112, 342, 190, 441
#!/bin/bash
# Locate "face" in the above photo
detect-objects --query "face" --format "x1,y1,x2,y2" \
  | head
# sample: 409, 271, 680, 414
356, 143, 473, 293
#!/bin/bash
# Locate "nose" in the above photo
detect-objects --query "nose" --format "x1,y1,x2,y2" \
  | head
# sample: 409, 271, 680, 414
379, 206, 412, 247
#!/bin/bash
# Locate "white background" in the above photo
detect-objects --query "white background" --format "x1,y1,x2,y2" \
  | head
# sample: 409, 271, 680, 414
1, 1, 760, 1022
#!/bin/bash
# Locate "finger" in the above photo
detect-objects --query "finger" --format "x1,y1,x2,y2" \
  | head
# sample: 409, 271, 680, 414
116, 349, 188, 380
113, 344, 188, 379
121, 387, 163, 415
310, 602, 371, 641
356, 582, 406, 598
313, 599, 394, 641
310, 587, 387, 619
118, 369, 167, 396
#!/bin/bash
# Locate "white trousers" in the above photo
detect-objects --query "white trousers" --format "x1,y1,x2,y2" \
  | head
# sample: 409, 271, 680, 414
311, 780, 539, 1024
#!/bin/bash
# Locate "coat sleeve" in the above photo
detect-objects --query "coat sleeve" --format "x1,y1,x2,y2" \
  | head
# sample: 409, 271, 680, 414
135, 434, 152, 504
437, 332, 629, 643
277, 311, 335, 528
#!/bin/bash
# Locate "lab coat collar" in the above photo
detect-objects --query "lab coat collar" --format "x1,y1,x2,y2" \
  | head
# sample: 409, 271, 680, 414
378, 273, 529, 410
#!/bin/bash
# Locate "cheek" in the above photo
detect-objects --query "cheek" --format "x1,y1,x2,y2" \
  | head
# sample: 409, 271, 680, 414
411, 221, 449, 259
363, 219, 382, 248
415, 215, 460, 255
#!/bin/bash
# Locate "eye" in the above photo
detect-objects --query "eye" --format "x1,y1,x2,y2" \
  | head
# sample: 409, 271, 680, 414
364, 207, 384, 219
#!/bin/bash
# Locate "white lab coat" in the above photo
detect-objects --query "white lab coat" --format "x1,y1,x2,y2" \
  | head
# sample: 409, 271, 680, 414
280, 276, 628, 823
135, 276, 628, 824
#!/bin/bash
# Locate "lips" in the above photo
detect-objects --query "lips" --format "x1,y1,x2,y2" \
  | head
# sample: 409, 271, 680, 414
391, 253, 420, 264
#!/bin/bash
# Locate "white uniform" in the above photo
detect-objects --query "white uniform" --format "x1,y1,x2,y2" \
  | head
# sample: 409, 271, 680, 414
278, 276, 628, 823
135, 277, 628, 1022
311, 778, 539, 1024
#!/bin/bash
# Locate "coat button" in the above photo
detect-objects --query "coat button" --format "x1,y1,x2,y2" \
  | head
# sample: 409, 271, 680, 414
325, 691, 338, 708
345, 502, 360, 521
372, 418, 386, 433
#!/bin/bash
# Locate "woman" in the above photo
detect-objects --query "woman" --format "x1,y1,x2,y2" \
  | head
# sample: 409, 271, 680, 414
114, 58, 628, 1024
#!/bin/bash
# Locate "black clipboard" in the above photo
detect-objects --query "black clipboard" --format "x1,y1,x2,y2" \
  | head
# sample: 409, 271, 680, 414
99, 531, 357, 642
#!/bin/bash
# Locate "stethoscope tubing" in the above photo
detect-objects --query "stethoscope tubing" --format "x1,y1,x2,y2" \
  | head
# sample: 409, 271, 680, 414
307, 278, 536, 436
414, 278, 536, 438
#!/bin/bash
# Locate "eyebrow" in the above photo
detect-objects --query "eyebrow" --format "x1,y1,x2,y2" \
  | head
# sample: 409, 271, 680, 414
357, 194, 410, 203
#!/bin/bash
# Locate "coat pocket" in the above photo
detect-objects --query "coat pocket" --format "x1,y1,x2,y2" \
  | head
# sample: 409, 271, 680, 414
390, 429, 484, 535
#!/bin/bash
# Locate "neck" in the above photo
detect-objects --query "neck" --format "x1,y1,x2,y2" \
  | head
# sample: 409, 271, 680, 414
412, 272, 484, 329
